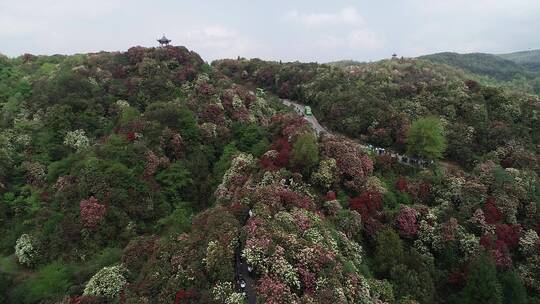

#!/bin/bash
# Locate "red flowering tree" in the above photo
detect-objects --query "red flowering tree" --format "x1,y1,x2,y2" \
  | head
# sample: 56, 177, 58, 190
260, 138, 292, 170
349, 190, 382, 218
480, 234, 512, 268
495, 224, 521, 250
278, 188, 314, 210
174, 289, 197, 304
80, 196, 107, 229
395, 177, 408, 192
484, 197, 502, 224
325, 191, 337, 201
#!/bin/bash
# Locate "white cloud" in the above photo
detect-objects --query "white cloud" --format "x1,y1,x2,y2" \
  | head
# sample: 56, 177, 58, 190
286, 6, 362, 26
347, 29, 384, 50
179, 25, 262, 60
314, 29, 384, 51
411, 0, 539, 17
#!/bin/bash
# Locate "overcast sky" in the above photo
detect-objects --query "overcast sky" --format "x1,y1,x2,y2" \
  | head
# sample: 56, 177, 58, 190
1, 0, 539, 62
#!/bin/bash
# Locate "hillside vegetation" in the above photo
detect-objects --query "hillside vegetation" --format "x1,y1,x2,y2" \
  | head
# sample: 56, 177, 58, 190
419, 52, 528, 81
0, 47, 539, 304
215, 57, 539, 170
500, 49, 540, 72
421, 51, 540, 95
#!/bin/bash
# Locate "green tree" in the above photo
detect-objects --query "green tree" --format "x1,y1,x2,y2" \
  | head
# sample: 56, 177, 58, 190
12, 261, 73, 303
406, 116, 446, 159
374, 228, 405, 276
213, 143, 239, 185
291, 133, 319, 170
499, 270, 527, 304
461, 253, 502, 304
232, 122, 269, 156
156, 162, 193, 207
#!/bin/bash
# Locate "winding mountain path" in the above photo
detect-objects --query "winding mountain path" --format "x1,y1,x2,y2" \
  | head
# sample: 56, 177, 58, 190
235, 212, 256, 304
280, 99, 432, 168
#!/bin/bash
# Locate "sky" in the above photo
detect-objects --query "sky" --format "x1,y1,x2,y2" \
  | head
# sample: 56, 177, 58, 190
1, 0, 540, 63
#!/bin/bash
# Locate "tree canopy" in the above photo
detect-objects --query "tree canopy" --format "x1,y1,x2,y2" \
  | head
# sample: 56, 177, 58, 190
406, 116, 446, 159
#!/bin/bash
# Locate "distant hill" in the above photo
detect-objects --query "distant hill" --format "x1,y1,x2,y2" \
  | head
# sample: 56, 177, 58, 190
326, 59, 364, 68
419, 52, 528, 81
499, 49, 540, 72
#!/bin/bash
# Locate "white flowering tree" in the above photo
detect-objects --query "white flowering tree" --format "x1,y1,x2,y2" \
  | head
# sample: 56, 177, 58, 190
15, 234, 39, 267
84, 264, 128, 298
64, 129, 90, 152
211, 281, 246, 304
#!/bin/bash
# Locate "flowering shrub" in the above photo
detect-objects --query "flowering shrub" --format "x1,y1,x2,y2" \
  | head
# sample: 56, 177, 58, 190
519, 229, 539, 256
441, 218, 459, 242
15, 234, 39, 267
211, 281, 245, 304
518, 253, 540, 292
80, 196, 107, 229
322, 136, 373, 192
311, 158, 339, 190
469, 208, 494, 234
484, 197, 503, 224
204, 239, 236, 282
143, 150, 170, 178
260, 138, 292, 170
160, 128, 183, 159
271, 114, 310, 140
201, 103, 225, 125
495, 224, 521, 250
257, 275, 298, 304
215, 153, 255, 202
174, 289, 197, 304
64, 129, 90, 151
349, 191, 382, 218
270, 253, 300, 290
83, 265, 127, 298
278, 188, 314, 210
396, 177, 408, 192
200, 122, 218, 138
22, 161, 47, 186
480, 234, 512, 268
459, 232, 480, 259
395, 205, 419, 237
368, 278, 395, 303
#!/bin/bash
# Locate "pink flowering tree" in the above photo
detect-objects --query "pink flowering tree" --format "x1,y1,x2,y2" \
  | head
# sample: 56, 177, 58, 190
395, 205, 419, 238
80, 196, 107, 229
322, 136, 373, 192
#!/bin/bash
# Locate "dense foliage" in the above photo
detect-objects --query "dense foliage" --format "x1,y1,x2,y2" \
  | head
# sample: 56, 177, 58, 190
499, 49, 540, 73
214, 57, 540, 170
420, 52, 531, 81
0, 46, 539, 303
421, 51, 540, 95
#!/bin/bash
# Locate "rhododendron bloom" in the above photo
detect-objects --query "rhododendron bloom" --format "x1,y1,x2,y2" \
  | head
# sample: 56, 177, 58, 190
395, 205, 419, 237
80, 196, 107, 229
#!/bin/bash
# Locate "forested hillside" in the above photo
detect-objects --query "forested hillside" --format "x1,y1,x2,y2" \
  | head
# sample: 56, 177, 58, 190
0, 47, 539, 304
419, 52, 528, 81
420, 51, 540, 95
215, 58, 539, 169
500, 49, 540, 72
